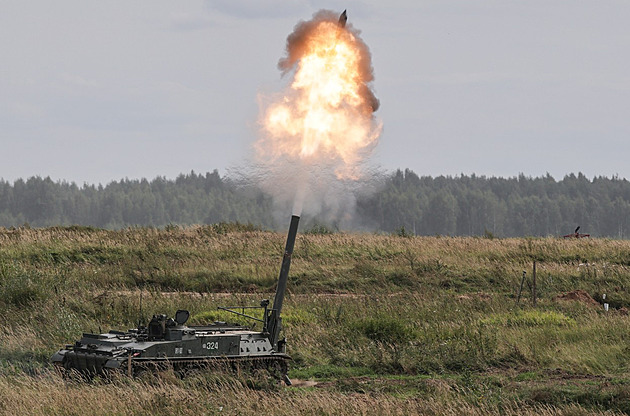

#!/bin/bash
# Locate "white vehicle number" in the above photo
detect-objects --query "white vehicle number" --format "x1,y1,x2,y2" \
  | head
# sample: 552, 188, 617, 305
202, 341, 219, 350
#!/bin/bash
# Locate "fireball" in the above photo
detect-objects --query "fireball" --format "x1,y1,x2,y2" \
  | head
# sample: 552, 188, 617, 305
258, 10, 381, 180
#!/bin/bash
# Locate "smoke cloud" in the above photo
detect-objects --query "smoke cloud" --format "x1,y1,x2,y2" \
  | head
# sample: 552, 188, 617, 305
252, 9, 382, 226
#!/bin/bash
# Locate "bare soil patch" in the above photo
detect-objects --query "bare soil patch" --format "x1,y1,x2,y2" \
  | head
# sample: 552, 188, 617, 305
553, 289, 600, 307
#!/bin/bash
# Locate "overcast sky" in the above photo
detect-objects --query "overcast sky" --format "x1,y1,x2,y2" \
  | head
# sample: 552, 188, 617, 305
2, 0, 629, 184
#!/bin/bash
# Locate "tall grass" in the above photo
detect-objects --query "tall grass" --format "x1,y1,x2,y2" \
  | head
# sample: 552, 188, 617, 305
1, 226, 630, 413
0, 371, 623, 416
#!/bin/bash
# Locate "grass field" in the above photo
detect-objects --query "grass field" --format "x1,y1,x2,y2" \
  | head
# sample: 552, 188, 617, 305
1, 223, 630, 415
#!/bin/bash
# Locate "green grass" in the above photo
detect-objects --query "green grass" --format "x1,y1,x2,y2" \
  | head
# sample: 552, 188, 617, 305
1, 225, 630, 414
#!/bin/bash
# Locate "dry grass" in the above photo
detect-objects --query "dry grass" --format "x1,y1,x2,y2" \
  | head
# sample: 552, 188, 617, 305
2, 226, 629, 296
2, 226, 630, 414
0, 372, 622, 416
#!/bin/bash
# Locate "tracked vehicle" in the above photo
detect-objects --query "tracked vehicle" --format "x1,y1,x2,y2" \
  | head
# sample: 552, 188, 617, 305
52, 215, 300, 385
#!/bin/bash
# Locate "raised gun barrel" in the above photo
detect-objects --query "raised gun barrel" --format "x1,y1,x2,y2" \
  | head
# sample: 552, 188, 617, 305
268, 215, 300, 348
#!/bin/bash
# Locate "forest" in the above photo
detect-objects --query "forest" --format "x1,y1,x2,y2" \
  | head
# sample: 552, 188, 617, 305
1, 169, 630, 238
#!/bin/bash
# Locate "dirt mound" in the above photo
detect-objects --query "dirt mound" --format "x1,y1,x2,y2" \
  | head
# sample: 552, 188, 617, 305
553, 290, 600, 307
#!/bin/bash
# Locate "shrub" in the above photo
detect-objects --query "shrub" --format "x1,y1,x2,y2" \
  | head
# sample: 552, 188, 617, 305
304, 224, 335, 235
0, 262, 48, 307
352, 316, 415, 344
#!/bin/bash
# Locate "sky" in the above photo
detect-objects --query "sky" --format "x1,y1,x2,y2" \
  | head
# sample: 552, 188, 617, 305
2, 0, 630, 185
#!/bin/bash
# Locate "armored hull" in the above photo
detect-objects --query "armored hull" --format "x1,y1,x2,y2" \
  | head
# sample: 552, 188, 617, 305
52, 320, 288, 377
52, 216, 300, 384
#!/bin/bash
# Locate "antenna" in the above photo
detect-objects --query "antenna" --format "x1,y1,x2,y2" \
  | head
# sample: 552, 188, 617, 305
138, 278, 144, 328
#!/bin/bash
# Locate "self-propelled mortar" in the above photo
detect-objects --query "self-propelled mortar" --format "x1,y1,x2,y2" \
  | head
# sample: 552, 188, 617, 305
52, 215, 300, 385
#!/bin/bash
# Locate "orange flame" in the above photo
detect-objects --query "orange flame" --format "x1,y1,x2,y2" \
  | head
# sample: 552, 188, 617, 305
258, 11, 381, 181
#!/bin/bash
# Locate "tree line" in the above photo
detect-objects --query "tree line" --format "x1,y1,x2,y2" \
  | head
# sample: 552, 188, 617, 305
0, 171, 273, 229
357, 169, 630, 238
1, 169, 630, 238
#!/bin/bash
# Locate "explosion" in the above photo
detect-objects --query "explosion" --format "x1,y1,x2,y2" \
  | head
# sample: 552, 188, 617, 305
256, 10, 381, 219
